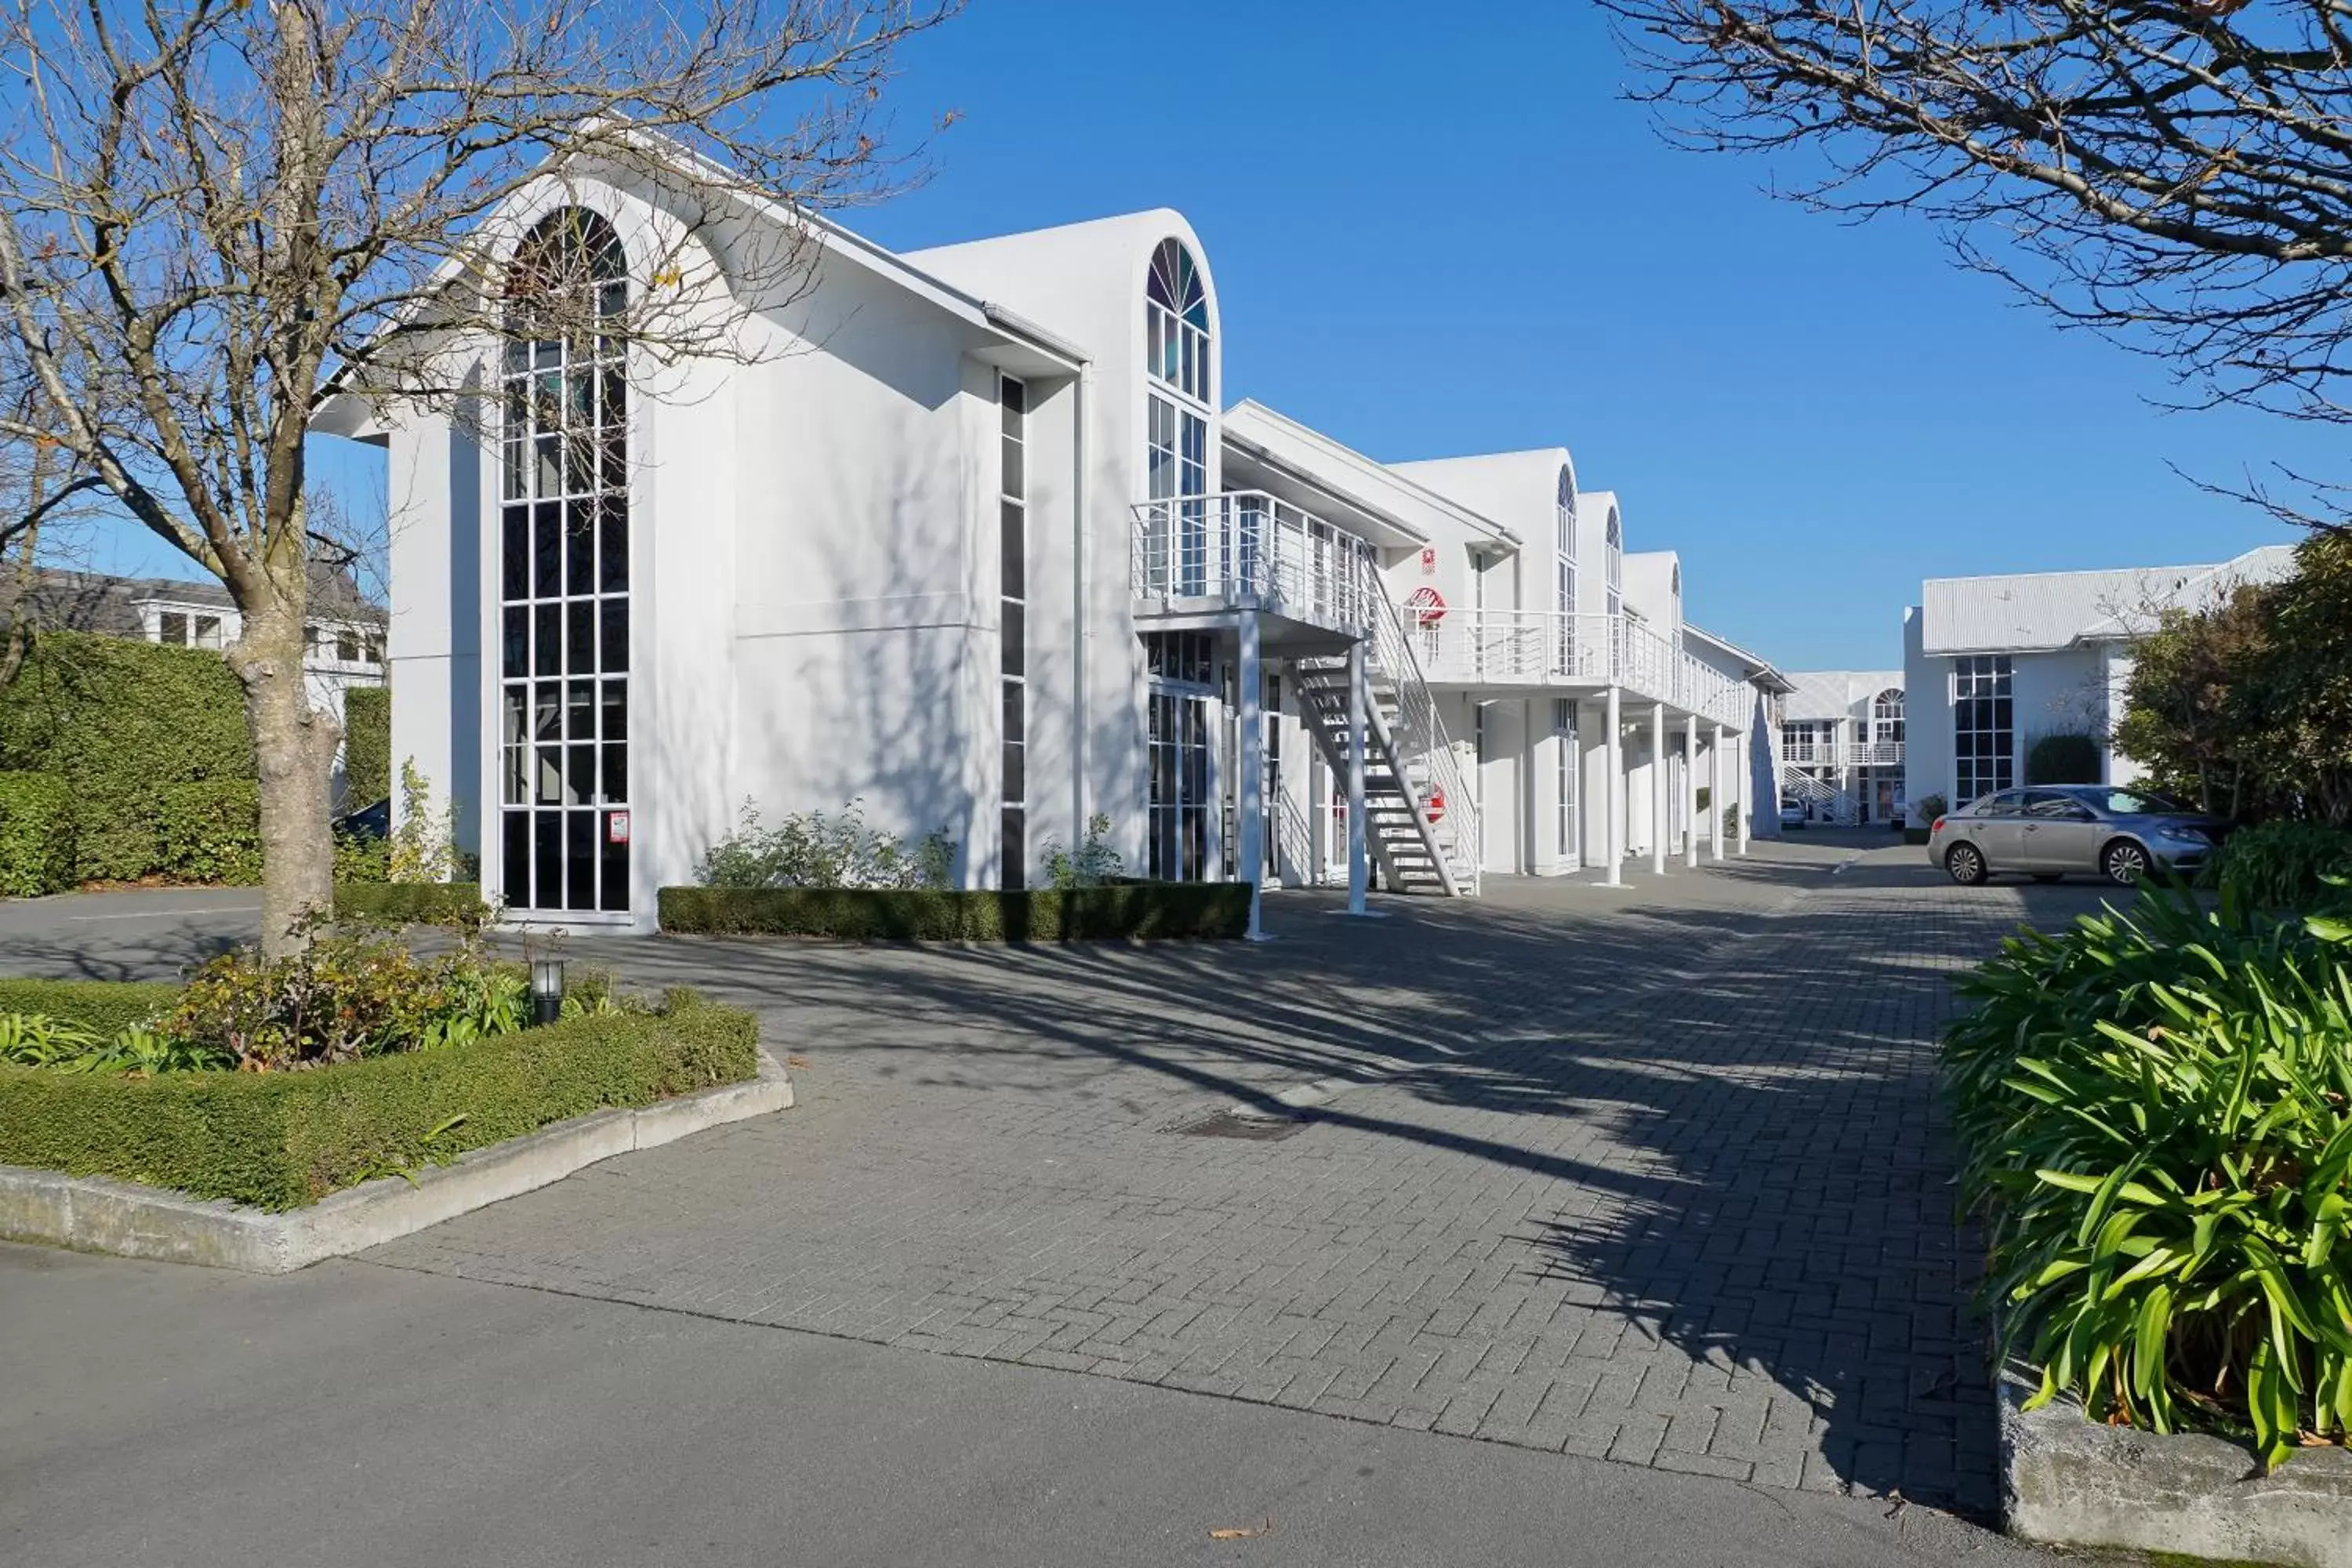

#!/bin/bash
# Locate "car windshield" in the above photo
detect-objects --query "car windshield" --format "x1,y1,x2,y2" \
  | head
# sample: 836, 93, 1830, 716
2079, 789, 2190, 816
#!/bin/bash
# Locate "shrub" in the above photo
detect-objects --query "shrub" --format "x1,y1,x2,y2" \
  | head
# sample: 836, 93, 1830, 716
1914, 793, 1948, 826
388, 758, 462, 883
154, 779, 262, 884
699, 798, 956, 889
1042, 814, 1123, 889
2205, 821, 2352, 913
342, 685, 390, 808
335, 832, 390, 884
0, 630, 252, 882
0, 772, 75, 895
1944, 885, 2352, 1467
2024, 731, 2103, 786
658, 883, 1252, 941
0, 978, 181, 1037
332, 880, 485, 924
0, 992, 758, 1209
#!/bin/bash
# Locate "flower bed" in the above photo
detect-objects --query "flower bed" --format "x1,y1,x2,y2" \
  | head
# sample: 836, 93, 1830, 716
0, 981, 757, 1209
1944, 885, 2352, 1468
657, 883, 1252, 941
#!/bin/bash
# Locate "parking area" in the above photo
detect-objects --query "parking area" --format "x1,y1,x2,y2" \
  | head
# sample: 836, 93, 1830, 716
0, 843, 2118, 1520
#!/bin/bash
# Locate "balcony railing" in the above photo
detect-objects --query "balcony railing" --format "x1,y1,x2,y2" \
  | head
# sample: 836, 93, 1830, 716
1130, 492, 1376, 637
1403, 608, 1752, 730
1781, 739, 1906, 767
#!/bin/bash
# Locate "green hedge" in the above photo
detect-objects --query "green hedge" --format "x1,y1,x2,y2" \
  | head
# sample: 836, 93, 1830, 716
343, 685, 390, 808
2206, 820, 2352, 910
0, 630, 257, 884
154, 780, 262, 885
2024, 732, 2103, 786
333, 881, 485, 923
0, 978, 181, 1036
0, 772, 75, 896
0, 990, 759, 1210
657, 883, 1253, 941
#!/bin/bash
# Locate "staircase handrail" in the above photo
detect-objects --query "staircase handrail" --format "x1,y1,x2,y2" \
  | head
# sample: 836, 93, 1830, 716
1363, 561, 1480, 894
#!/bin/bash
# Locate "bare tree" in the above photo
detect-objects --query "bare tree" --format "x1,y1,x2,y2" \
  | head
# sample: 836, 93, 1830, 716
0, 0, 959, 956
1602, 0, 2352, 514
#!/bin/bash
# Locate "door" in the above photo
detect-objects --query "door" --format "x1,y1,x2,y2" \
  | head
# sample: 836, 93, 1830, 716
2020, 789, 2100, 872
1962, 789, 2028, 869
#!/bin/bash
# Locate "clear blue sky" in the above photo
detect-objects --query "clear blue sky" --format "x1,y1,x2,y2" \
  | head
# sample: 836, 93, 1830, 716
286, 0, 2313, 671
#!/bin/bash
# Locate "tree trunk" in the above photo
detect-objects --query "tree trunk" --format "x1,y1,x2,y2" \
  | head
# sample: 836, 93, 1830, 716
227, 601, 339, 960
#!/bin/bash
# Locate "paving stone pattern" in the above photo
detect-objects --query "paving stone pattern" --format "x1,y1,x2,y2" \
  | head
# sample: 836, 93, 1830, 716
367, 844, 2111, 1518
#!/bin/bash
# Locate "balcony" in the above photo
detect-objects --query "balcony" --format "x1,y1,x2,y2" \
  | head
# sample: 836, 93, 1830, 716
1130, 492, 1376, 641
1403, 608, 1753, 729
1781, 739, 1906, 768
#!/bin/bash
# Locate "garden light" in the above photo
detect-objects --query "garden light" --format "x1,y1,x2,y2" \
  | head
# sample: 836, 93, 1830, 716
531, 958, 564, 1027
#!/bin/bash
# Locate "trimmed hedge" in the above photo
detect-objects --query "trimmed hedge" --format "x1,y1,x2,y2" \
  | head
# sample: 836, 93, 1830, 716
333, 881, 485, 923
0, 989, 759, 1210
657, 883, 1253, 941
342, 684, 390, 809
154, 780, 262, 885
0, 772, 75, 895
2024, 731, 2103, 786
0, 978, 180, 1036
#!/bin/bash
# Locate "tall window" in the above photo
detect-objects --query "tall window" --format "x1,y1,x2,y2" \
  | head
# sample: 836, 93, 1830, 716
1145, 239, 1212, 595
498, 207, 631, 915
1953, 656, 2013, 804
1555, 466, 1577, 671
1604, 507, 1624, 618
1872, 688, 1905, 746
1145, 632, 1214, 881
999, 375, 1028, 890
1555, 697, 1578, 864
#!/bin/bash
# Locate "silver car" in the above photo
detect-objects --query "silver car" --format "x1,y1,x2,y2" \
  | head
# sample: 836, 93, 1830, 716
1927, 786, 2227, 887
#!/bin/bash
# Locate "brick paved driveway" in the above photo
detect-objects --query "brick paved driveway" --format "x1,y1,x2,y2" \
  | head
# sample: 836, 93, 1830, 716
365, 841, 2115, 1519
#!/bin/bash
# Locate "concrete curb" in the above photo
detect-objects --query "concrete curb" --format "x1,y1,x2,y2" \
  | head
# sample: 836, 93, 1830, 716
1999, 1364, 2352, 1566
0, 1051, 793, 1274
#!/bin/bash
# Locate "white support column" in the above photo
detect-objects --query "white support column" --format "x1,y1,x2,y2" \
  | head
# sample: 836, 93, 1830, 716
1346, 637, 1369, 915
1710, 723, 1726, 863
1682, 718, 1699, 869
1650, 702, 1667, 876
1603, 685, 1624, 887
1737, 729, 1752, 855
1239, 612, 1265, 939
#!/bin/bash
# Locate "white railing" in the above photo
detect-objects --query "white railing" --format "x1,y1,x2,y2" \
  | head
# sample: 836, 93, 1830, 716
1366, 578, 1480, 895
1131, 492, 1376, 635
1406, 608, 1751, 729
1780, 739, 1906, 768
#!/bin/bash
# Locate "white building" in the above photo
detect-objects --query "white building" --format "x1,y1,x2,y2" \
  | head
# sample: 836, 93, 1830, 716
1902, 545, 2295, 811
321, 145, 1788, 928
1776, 670, 1905, 826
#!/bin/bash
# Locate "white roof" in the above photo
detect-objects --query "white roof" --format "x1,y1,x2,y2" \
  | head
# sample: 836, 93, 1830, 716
1220, 401, 1513, 550
1781, 670, 1902, 721
1919, 545, 2296, 655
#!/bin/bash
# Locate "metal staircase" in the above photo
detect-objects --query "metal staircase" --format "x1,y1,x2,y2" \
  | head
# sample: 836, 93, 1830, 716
1780, 765, 1857, 825
1291, 566, 1480, 897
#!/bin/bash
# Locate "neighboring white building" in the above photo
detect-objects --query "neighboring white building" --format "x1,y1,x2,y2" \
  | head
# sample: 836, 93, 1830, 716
1903, 545, 2296, 811
1777, 670, 1905, 826
320, 144, 1788, 929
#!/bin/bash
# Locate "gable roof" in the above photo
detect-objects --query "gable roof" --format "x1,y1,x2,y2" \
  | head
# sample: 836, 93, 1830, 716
1919, 545, 2296, 655
1221, 401, 1515, 550
1781, 670, 1903, 721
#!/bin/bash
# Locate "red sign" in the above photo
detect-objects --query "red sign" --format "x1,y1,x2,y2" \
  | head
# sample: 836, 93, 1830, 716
608, 811, 631, 844
1419, 545, 1438, 575
1425, 786, 1446, 825
1407, 586, 1446, 627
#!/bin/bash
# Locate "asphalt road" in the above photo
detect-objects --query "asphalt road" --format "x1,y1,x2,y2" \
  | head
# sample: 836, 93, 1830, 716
1, 1243, 2049, 1568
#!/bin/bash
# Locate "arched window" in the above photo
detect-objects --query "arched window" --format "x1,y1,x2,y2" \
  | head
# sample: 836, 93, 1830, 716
1554, 466, 1577, 641
1143, 238, 1214, 601
498, 208, 633, 916
1873, 688, 1905, 746
1145, 238, 1210, 404
1603, 506, 1624, 617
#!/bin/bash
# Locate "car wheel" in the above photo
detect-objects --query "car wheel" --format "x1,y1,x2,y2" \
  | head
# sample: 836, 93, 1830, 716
1945, 842, 1987, 886
2103, 840, 2150, 886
